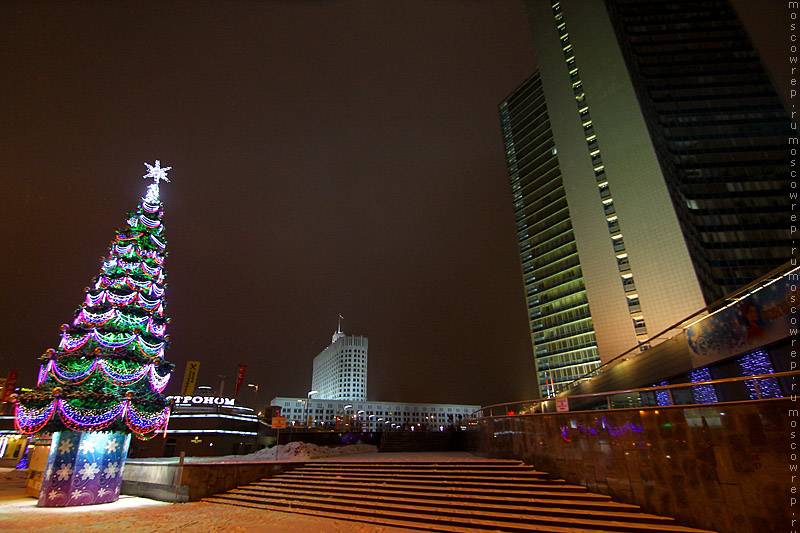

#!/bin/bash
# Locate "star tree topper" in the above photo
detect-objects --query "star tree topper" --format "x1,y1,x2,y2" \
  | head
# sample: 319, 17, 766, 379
142, 160, 171, 203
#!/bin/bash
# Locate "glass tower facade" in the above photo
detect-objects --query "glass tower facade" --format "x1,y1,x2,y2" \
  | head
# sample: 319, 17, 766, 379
602, 0, 790, 301
508, 0, 789, 393
500, 72, 601, 398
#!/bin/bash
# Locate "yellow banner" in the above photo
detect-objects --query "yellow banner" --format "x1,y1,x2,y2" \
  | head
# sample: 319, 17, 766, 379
180, 361, 200, 396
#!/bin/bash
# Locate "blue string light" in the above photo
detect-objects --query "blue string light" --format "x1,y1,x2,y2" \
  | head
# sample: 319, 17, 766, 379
738, 350, 782, 399
654, 380, 671, 406
688, 368, 718, 404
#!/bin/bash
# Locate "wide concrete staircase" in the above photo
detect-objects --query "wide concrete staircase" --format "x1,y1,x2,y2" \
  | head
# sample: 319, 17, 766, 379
204, 459, 715, 532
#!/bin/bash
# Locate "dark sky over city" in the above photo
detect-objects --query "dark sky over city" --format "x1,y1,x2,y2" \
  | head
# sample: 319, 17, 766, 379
0, 1, 788, 408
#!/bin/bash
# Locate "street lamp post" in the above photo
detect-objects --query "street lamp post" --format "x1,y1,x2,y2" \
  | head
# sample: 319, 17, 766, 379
247, 383, 259, 409
304, 390, 318, 429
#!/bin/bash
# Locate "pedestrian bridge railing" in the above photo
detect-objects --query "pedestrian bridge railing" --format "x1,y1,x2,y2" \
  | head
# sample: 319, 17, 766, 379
470, 370, 797, 420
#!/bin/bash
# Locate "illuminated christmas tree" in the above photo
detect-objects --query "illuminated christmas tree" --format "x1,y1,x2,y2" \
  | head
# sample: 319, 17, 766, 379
14, 161, 175, 507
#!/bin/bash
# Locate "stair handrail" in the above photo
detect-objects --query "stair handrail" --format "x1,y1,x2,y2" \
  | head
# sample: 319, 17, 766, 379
468, 370, 799, 421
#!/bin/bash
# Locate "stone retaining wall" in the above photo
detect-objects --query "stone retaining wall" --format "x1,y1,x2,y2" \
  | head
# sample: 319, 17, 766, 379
122, 460, 302, 502
472, 398, 788, 533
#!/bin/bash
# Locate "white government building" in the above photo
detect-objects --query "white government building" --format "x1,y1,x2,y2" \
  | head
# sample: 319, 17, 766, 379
271, 326, 479, 431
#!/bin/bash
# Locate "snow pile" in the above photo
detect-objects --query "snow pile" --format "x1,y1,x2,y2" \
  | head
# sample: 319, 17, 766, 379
200, 441, 377, 463
248, 441, 376, 461
132, 442, 378, 464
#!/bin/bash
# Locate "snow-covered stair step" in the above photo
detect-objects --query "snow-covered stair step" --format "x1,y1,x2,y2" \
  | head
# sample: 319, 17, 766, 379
311, 459, 527, 464
270, 473, 584, 493
291, 466, 550, 477
230, 485, 677, 526
255, 477, 610, 503
204, 460, 716, 533
205, 494, 715, 533
296, 462, 537, 471
282, 470, 551, 482
203, 497, 611, 533
247, 479, 636, 510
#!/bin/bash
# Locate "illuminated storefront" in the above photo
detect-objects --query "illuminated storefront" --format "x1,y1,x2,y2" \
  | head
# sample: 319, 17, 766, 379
129, 396, 270, 458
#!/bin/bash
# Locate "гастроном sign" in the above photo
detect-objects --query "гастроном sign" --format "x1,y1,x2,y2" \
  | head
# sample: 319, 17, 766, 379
166, 395, 235, 406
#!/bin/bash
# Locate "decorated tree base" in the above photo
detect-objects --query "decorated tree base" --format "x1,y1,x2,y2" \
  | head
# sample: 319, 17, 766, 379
38, 431, 131, 507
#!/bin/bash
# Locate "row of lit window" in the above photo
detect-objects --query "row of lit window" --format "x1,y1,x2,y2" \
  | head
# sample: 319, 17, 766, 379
551, 0, 648, 343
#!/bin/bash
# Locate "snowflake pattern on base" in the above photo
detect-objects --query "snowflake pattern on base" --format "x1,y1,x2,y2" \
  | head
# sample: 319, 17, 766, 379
38, 431, 131, 507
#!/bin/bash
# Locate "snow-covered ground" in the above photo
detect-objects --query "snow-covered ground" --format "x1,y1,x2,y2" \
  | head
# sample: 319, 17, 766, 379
0, 444, 487, 531
130, 441, 489, 464
129, 441, 383, 464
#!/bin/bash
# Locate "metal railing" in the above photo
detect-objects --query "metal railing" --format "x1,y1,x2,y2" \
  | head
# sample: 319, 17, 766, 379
551, 261, 797, 397
469, 370, 797, 420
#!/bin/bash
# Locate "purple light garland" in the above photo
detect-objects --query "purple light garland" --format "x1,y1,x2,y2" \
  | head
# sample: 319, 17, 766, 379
59, 399, 127, 431
138, 214, 161, 228
16, 398, 170, 437
149, 368, 170, 392
15, 401, 57, 433
59, 329, 165, 356
41, 359, 158, 387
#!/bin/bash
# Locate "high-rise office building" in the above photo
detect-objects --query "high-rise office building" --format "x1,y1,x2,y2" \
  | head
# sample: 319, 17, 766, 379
503, 0, 789, 396
500, 72, 603, 398
311, 327, 368, 401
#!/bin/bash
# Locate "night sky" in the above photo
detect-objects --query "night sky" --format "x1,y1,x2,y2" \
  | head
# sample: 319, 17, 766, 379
0, 1, 788, 408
